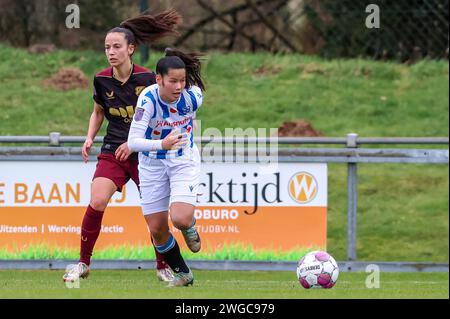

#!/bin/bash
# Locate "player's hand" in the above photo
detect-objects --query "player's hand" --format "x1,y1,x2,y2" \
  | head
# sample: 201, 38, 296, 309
115, 142, 132, 162
82, 138, 93, 163
162, 129, 188, 150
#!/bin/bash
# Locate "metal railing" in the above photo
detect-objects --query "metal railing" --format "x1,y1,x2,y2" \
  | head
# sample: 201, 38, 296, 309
0, 132, 448, 261
0, 132, 449, 146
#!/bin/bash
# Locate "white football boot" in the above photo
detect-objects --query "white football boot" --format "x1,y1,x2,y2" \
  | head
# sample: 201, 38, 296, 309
156, 266, 175, 282
167, 270, 194, 287
62, 262, 90, 282
181, 226, 201, 253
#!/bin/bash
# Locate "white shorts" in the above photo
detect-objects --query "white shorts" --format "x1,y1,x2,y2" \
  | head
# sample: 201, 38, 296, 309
138, 145, 201, 215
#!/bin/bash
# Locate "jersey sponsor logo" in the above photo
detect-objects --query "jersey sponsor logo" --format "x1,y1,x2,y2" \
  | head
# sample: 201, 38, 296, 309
109, 105, 135, 123
154, 117, 192, 129
106, 91, 115, 100
135, 86, 146, 96
288, 172, 318, 204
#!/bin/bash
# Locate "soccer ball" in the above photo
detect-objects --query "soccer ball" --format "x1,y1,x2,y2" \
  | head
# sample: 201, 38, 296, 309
296, 251, 339, 289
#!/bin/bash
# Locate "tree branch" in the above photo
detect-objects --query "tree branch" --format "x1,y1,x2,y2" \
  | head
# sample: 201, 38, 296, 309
246, 0, 299, 52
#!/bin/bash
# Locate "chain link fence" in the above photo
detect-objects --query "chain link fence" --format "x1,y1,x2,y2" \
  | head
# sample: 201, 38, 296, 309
155, 0, 450, 61
300, 0, 449, 61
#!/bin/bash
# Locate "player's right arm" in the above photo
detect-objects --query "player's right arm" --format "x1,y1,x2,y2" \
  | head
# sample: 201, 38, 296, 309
82, 102, 104, 163
128, 90, 187, 152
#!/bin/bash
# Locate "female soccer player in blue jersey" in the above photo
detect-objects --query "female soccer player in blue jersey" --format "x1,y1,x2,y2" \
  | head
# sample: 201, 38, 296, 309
128, 49, 206, 287
63, 10, 183, 284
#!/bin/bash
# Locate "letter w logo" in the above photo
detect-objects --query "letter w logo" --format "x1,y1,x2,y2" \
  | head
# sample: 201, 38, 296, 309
288, 172, 318, 203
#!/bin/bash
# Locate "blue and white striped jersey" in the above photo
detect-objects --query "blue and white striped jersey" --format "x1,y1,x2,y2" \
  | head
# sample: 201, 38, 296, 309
128, 84, 203, 159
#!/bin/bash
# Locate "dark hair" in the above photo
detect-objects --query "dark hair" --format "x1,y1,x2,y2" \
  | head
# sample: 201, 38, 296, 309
156, 48, 206, 91
107, 9, 182, 46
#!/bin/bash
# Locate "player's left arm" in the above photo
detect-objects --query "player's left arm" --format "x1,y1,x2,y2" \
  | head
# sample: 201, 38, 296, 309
188, 85, 203, 111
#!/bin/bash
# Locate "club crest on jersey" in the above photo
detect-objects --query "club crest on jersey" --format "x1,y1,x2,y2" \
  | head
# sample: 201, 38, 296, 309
134, 108, 144, 121
177, 105, 190, 116
106, 91, 115, 99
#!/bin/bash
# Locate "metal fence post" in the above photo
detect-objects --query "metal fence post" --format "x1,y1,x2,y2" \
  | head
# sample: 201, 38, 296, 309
347, 133, 358, 261
49, 132, 61, 146
140, 0, 149, 65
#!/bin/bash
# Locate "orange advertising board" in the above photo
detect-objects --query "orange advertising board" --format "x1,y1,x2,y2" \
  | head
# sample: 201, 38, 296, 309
0, 162, 327, 256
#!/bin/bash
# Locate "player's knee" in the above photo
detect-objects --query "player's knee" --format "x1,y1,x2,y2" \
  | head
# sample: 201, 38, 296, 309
171, 215, 191, 230
149, 223, 168, 237
89, 196, 109, 211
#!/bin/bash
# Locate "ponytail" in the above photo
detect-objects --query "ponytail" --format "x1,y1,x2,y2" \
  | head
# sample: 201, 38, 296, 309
164, 48, 206, 91
108, 9, 182, 46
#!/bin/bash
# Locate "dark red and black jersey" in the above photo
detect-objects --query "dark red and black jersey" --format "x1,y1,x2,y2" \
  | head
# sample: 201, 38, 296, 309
93, 64, 156, 160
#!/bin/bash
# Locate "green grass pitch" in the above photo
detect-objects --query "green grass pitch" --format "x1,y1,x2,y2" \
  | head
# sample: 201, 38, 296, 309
0, 270, 447, 299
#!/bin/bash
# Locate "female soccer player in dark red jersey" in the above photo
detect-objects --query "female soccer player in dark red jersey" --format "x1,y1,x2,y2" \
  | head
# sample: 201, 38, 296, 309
63, 10, 183, 283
